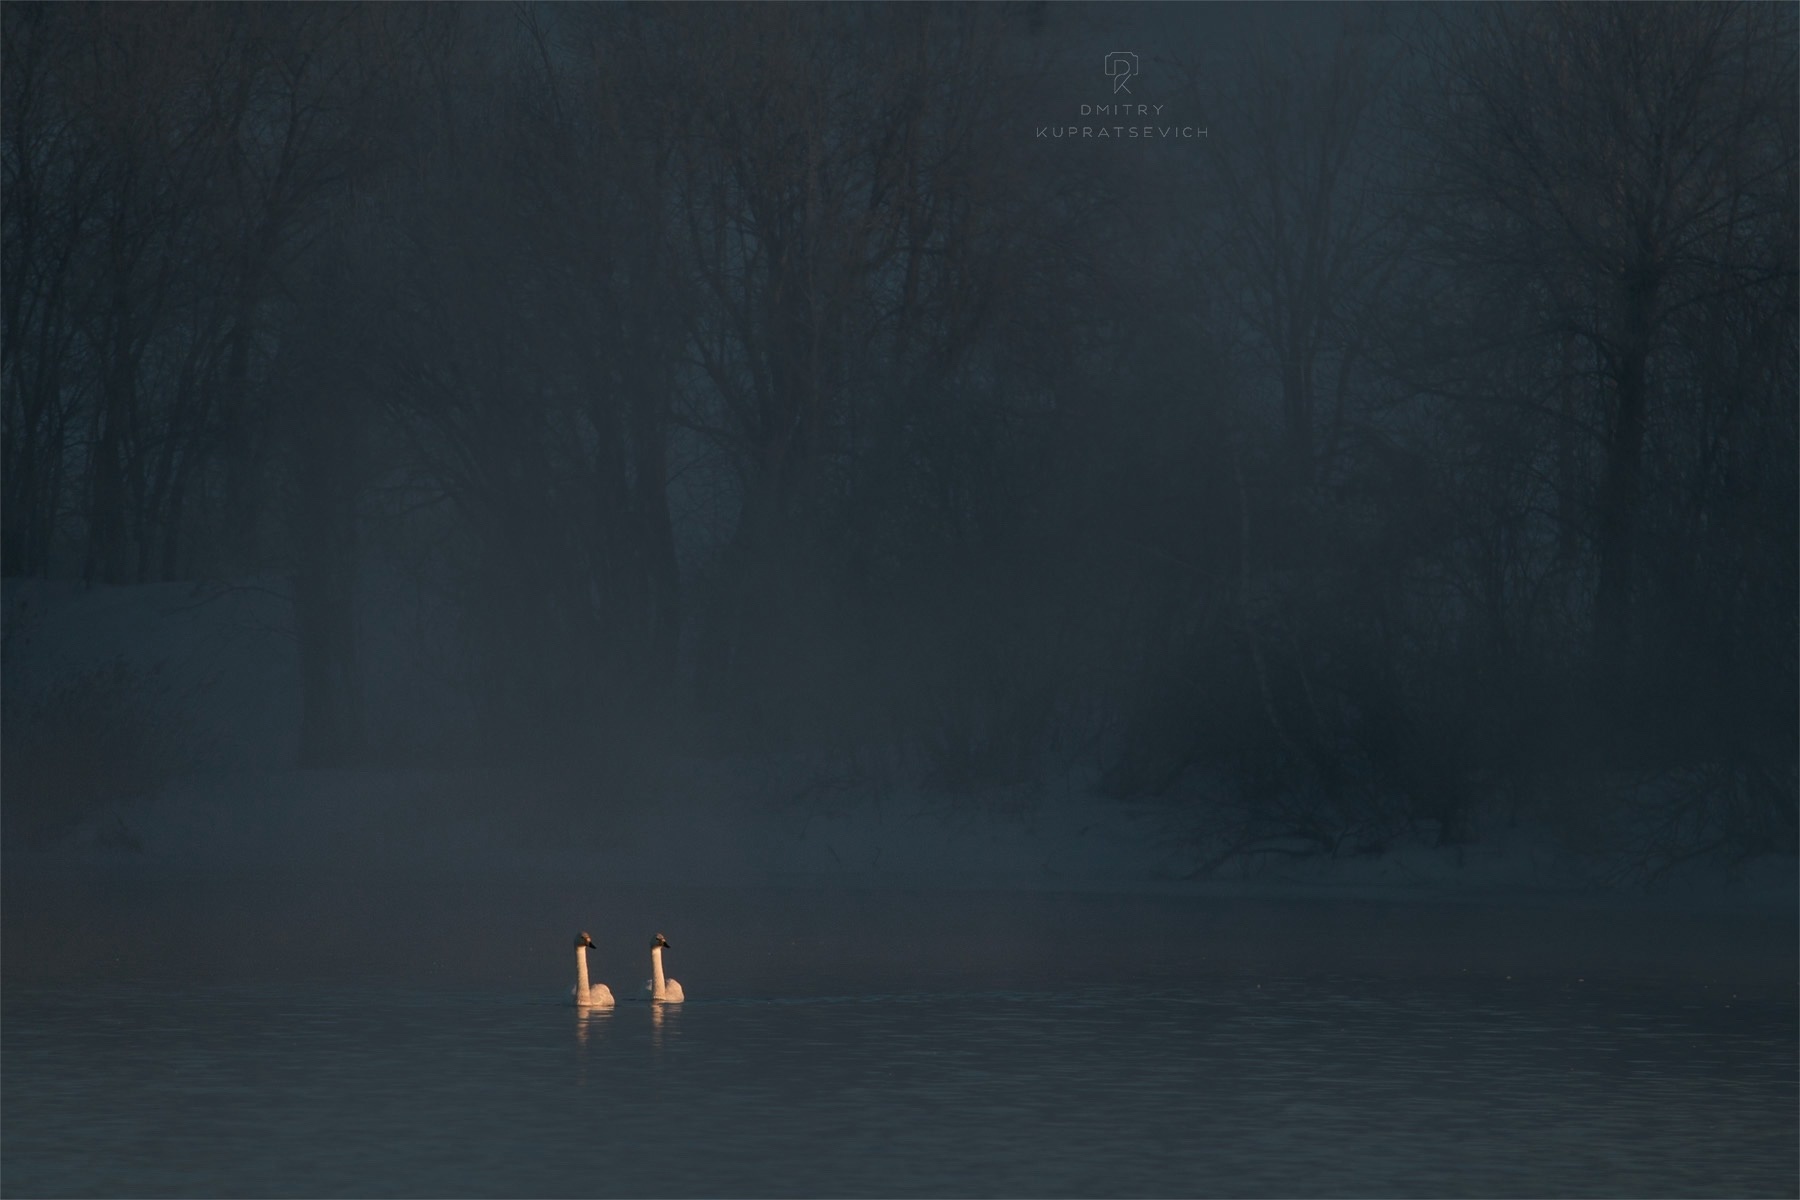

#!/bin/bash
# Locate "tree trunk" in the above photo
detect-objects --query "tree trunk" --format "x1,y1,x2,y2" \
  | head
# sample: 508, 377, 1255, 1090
84, 283, 134, 586
2, 434, 37, 576
218, 307, 259, 570
631, 387, 681, 691
293, 387, 363, 767
159, 461, 192, 581
1555, 330, 1580, 567
1593, 276, 1656, 676
1280, 353, 1314, 484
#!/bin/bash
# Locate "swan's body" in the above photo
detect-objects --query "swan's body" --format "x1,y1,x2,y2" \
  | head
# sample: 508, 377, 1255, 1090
649, 933, 685, 1003
571, 932, 615, 1008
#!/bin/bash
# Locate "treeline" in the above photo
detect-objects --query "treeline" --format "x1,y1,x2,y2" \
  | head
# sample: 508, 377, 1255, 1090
3, 3, 1794, 867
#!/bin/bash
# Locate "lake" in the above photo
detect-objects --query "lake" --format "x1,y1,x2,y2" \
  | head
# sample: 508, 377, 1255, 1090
4, 879, 1795, 1196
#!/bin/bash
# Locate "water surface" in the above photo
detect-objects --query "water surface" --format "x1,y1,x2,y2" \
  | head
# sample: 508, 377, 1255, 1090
6, 967, 1793, 1197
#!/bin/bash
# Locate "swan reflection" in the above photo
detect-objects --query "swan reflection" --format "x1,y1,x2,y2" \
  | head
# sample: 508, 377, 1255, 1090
575, 1005, 612, 1048
651, 999, 680, 1050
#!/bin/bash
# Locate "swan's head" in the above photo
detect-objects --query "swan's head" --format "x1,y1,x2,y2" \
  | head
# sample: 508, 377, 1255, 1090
574, 932, 596, 950
652, 933, 671, 950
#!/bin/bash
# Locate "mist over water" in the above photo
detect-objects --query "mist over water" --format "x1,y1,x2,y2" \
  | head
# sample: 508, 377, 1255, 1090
5, 868, 1796, 994
8, 824, 1794, 1195
6, 880, 1795, 1198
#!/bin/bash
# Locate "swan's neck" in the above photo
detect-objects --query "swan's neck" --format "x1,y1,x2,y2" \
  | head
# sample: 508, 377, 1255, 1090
651, 946, 666, 998
576, 946, 591, 1002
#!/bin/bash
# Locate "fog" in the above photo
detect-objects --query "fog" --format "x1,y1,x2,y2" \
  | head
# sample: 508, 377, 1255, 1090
4, 0, 1798, 989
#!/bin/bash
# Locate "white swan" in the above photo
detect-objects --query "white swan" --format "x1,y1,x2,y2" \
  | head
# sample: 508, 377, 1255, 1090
570, 932, 615, 1008
647, 932, 685, 1003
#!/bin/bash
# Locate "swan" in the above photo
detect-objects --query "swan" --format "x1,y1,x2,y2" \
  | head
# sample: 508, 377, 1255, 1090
570, 932, 615, 1008
646, 932, 685, 1003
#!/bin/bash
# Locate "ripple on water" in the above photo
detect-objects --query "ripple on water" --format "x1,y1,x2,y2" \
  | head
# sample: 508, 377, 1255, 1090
3, 976, 1794, 1198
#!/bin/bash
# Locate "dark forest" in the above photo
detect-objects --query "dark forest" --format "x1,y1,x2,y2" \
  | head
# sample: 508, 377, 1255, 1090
4, 1, 1795, 875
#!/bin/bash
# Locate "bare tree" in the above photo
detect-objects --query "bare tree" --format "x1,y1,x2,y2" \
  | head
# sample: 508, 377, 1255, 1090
1416, 2, 1796, 677
2, 4, 96, 575
1207, 25, 1399, 487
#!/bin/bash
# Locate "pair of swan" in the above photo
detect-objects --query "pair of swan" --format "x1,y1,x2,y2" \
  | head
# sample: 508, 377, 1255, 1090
571, 932, 685, 1007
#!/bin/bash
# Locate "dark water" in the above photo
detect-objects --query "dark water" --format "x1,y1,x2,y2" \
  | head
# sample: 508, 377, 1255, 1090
6, 978, 1795, 1198
4, 879, 1796, 1197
